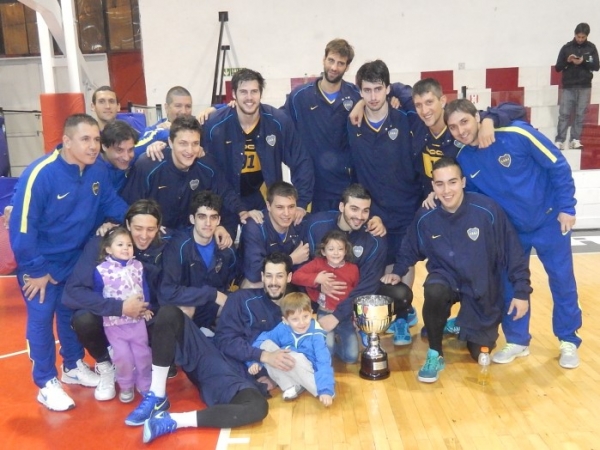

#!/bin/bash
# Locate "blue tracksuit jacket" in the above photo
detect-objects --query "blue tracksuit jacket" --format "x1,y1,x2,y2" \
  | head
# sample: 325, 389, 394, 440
9, 150, 127, 282
283, 78, 360, 207
302, 211, 387, 322
159, 230, 237, 308
214, 288, 282, 367
133, 118, 169, 159
238, 212, 304, 283
202, 104, 314, 209
393, 192, 532, 331
456, 121, 577, 233
253, 319, 334, 396
121, 150, 245, 230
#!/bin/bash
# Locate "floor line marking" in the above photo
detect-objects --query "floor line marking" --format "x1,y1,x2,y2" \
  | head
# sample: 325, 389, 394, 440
0, 340, 58, 359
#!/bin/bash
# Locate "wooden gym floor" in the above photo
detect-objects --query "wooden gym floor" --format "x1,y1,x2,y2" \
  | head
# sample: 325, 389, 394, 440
1, 232, 599, 449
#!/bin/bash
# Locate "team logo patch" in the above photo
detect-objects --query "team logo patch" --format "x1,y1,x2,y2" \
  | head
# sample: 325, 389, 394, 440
215, 258, 223, 273
453, 140, 465, 149
467, 227, 480, 241
92, 182, 100, 195
498, 154, 511, 167
353, 245, 364, 258
266, 135, 276, 146
343, 99, 354, 111
189, 179, 200, 190
388, 128, 399, 140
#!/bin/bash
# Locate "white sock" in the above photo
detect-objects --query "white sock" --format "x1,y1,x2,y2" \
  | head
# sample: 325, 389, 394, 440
149, 365, 169, 398
170, 411, 198, 429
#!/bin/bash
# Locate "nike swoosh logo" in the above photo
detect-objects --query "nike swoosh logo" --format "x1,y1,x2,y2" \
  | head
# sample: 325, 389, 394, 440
225, 140, 232, 144
310, 105, 318, 110
57, 192, 70, 200
432, 235, 441, 239
158, 186, 168, 189
470, 170, 481, 178
153, 399, 168, 411
357, 133, 362, 137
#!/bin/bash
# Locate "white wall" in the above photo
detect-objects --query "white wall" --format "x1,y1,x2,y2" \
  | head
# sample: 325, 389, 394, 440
139, 0, 600, 109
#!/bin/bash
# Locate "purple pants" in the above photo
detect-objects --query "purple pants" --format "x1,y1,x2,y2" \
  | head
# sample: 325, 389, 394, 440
104, 320, 151, 391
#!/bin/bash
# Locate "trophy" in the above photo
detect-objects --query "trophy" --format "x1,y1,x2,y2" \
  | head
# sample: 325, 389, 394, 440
354, 295, 395, 380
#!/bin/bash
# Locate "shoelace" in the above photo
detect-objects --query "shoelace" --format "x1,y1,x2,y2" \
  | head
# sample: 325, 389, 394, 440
560, 342, 576, 355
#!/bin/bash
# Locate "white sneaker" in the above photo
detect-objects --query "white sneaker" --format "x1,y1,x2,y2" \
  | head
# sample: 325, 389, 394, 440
492, 343, 530, 364
61, 359, 100, 387
119, 388, 135, 403
554, 141, 564, 150
37, 378, 75, 411
570, 139, 583, 149
282, 385, 305, 401
559, 341, 580, 369
95, 361, 116, 401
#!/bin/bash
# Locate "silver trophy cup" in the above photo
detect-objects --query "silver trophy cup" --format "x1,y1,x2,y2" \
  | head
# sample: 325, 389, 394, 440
354, 295, 395, 380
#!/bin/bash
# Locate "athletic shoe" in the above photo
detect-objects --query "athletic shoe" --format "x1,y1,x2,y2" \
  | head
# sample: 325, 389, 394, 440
143, 411, 177, 444
359, 330, 370, 347
559, 341, 580, 369
167, 364, 178, 379
282, 385, 306, 401
95, 361, 116, 401
125, 391, 170, 426
420, 317, 461, 338
570, 139, 583, 149
491, 343, 530, 364
393, 318, 411, 346
407, 308, 418, 328
554, 141, 564, 150
417, 349, 445, 383
119, 388, 135, 403
61, 359, 99, 387
37, 378, 75, 411
385, 320, 396, 334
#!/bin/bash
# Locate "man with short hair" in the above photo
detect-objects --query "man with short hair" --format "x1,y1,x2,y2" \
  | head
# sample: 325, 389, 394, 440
303, 184, 413, 362
382, 157, 531, 383
203, 68, 314, 224
160, 191, 236, 328
446, 98, 581, 369
9, 114, 128, 411
91, 86, 120, 131
239, 181, 309, 288
283, 39, 361, 212
99, 119, 139, 194
554, 22, 599, 150
122, 115, 254, 232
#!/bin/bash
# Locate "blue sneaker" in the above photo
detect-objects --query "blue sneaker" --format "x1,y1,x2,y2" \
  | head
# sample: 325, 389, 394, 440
143, 411, 177, 443
407, 308, 418, 327
393, 318, 412, 346
417, 349, 445, 383
420, 316, 460, 338
384, 320, 396, 335
125, 391, 170, 426
359, 330, 369, 347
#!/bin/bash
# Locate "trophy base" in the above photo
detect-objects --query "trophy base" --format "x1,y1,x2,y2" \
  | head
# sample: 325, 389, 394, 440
359, 352, 390, 381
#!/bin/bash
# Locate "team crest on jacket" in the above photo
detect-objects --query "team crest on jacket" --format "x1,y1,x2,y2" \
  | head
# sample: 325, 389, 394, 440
92, 182, 100, 195
498, 154, 511, 167
388, 128, 399, 140
266, 135, 276, 146
214, 257, 223, 273
467, 227, 480, 241
353, 245, 364, 258
343, 99, 354, 111
189, 179, 200, 190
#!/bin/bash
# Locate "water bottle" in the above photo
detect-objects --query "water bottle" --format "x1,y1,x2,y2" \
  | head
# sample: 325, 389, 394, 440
477, 346, 491, 385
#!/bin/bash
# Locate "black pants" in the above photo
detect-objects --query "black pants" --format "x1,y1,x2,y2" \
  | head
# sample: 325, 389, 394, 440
422, 283, 458, 356
377, 281, 413, 320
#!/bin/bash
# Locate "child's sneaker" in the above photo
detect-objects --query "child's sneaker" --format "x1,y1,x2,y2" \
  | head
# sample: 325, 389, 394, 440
37, 378, 75, 411
417, 349, 445, 383
94, 361, 116, 401
282, 385, 305, 401
61, 359, 99, 387
119, 388, 135, 403
125, 391, 170, 426
143, 411, 177, 443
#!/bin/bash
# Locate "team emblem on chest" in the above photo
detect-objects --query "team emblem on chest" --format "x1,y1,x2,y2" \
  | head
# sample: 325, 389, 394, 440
189, 179, 200, 190
467, 227, 480, 241
266, 135, 276, 147
498, 154, 511, 167
92, 182, 100, 195
214, 257, 223, 273
343, 99, 354, 111
353, 245, 364, 258
388, 128, 399, 141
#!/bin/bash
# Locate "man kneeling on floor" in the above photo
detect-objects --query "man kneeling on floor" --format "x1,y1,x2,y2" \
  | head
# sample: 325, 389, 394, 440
381, 157, 532, 382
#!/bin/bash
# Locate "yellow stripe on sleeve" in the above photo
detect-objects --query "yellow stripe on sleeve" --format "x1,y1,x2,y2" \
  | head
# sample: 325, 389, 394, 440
497, 127, 558, 163
20, 150, 60, 233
